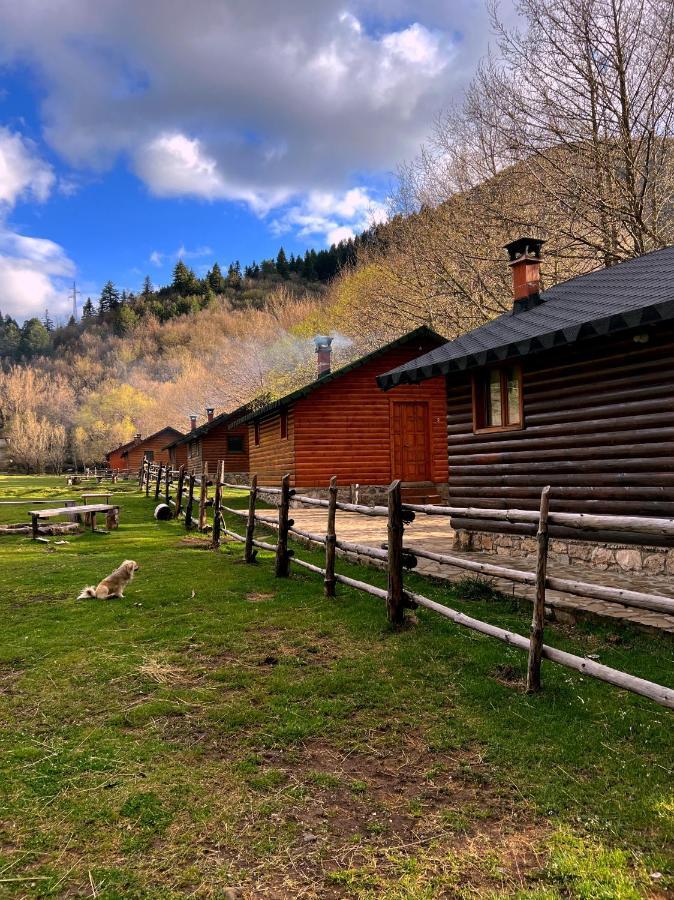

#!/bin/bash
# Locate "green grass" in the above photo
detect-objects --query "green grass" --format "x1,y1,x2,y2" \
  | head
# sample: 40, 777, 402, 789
0, 475, 671, 898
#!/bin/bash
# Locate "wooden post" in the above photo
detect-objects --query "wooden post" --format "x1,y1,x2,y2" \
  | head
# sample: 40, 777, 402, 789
527, 486, 551, 693
175, 466, 186, 517
275, 474, 292, 577
164, 465, 171, 505
324, 476, 338, 597
154, 463, 163, 502
138, 463, 144, 487
31, 513, 39, 540
245, 474, 258, 563
212, 461, 223, 548
144, 460, 151, 497
185, 473, 196, 530
386, 479, 405, 626
198, 463, 208, 531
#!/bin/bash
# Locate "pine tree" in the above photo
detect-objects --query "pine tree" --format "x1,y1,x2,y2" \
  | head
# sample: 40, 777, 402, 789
142, 275, 153, 297
207, 262, 226, 292
43, 309, 54, 331
276, 247, 290, 279
172, 260, 198, 296
82, 298, 94, 319
99, 280, 120, 314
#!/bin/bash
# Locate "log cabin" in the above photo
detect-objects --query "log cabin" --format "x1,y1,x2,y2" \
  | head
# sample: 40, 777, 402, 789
233, 328, 448, 502
377, 238, 674, 563
106, 427, 183, 472
163, 406, 250, 476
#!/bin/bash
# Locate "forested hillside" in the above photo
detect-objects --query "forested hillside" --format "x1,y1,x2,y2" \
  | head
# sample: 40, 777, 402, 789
2, 0, 674, 471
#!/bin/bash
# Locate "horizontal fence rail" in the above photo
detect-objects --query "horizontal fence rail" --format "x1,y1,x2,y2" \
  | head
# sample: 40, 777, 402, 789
137, 460, 674, 710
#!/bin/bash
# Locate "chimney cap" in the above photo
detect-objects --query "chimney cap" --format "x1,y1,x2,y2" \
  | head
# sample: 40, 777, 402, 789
206, 406, 214, 413
313, 335, 333, 351
504, 237, 546, 264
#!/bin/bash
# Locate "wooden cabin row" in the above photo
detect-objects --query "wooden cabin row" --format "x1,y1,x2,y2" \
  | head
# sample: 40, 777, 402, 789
108, 238, 674, 562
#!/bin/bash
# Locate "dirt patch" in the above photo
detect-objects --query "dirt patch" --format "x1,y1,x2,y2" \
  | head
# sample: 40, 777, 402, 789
175, 537, 212, 550
246, 592, 274, 603
223, 737, 550, 897
0, 664, 24, 696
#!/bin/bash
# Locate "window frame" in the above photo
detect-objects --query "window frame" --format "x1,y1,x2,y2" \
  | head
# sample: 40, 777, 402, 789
254, 420, 260, 447
280, 408, 288, 440
471, 365, 523, 434
227, 434, 245, 454
144, 449, 155, 462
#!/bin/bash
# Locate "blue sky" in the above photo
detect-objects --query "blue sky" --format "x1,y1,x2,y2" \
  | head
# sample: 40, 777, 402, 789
0, 1, 502, 322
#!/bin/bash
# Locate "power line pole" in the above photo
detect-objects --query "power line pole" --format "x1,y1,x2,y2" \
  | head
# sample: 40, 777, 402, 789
71, 281, 81, 321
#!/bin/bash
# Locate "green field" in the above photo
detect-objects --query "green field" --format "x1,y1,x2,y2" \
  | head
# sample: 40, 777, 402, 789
0, 475, 671, 898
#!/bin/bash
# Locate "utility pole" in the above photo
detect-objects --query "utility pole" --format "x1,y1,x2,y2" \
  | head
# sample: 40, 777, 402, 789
71, 281, 81, 321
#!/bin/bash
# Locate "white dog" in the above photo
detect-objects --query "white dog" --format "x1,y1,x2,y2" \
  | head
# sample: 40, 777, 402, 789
78, 560, 139, 599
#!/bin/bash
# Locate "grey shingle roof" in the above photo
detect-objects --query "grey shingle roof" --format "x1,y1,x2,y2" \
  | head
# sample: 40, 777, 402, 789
377, 246, 674, 390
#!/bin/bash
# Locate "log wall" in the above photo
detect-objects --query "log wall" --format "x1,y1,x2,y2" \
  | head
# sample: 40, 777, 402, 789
446, 324, 674, 536
247, 407, 296, 482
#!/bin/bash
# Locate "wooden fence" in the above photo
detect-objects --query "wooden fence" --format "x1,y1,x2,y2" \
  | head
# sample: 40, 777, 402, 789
138, 458, 674, 710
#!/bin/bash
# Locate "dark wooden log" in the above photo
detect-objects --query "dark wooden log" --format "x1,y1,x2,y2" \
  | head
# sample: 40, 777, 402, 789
184, 473, 196, 530
175, 466, 186, 517
154, 463, 163, 502
31, 513, 39, 540
212, 461, 223, 549
145, 461, 151, 497
164, 465, 171, 505
325, 476, 338, 597
527, 487, 551, 694
386, 479, 405, 626
275, 474, 291, 577
245, 474, 259, 563
198, 463, 208, 531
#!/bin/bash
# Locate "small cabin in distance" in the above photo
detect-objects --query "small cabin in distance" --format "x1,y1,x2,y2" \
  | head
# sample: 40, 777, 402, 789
234, 328, 449, 503
106, 427, 184, 473
164, 407, 250, 475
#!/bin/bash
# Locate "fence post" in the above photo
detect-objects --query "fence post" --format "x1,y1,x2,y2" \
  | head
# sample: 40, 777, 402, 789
245, 474, 258, 563
212, 461, 223, 548
164, 465, 171, 505
198, 463, 208, 531
324, 476, 338, 597
175, 465, 186, 517
386, 479, 405, 626
527, 486, 551, 693
138, 463, 144, 487
185, 473, 196, 530
154, 463, 163, 501
275, 473, 292, 577
145, 460, 151, 497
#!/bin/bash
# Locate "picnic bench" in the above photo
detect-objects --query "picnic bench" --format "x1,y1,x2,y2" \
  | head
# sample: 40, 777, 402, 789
81, 492, 112, 505
29, 503, 120, 539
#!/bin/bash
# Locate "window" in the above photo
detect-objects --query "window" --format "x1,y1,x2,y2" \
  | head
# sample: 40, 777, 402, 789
227, 434, 244, 453
473, 366, 522, 432
144, 450, 155, 461
280, 408, 288, 439
254, 420, 260, 446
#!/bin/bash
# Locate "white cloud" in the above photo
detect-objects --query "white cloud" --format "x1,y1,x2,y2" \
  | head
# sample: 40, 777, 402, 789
0, 229, 75, 321
149, 250, 163, 266
0, 128, 54, 207
149, 243, 214, 269
0, 128, 74, 321
271, 187, 388, 246
0, 1, 499, 231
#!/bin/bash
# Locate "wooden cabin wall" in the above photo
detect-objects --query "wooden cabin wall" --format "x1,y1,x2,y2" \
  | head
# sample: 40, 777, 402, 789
294, 342, 448, 487
198, 425, 249, 474
446, 324, 674, 530
125, 431, 176, 471
186, 437, 202, 473
247, 409, 296, 483
106, 448, 127, 469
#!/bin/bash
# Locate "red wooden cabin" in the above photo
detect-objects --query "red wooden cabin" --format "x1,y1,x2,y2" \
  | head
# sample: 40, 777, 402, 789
164, 407, 249, 475
235, 328, 448, 501
106, 427, 183, 473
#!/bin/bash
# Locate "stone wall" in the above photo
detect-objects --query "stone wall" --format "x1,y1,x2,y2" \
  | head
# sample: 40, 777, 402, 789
455, 529, 674, 575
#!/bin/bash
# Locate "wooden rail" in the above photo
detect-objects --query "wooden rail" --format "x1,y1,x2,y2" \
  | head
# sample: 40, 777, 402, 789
139, 465, 674, 709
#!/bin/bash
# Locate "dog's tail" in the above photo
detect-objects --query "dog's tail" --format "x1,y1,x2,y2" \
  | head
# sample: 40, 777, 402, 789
77, 586, 97, 599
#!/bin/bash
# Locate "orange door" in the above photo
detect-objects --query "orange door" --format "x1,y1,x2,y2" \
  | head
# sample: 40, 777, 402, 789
391, 401, 431, 481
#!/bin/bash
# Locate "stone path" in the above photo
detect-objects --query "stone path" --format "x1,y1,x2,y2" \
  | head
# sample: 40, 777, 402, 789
262, 507, 674, 634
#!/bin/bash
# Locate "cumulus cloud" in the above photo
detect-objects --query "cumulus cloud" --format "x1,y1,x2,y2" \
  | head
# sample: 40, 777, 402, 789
0, 1, 500, 222
0, 129, 74, 321
271, 187, 387, 245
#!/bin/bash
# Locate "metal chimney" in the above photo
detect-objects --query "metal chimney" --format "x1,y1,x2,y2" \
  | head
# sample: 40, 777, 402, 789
504, 237, 546, 311
314, 335, 333, 377
206, 407, 214, 423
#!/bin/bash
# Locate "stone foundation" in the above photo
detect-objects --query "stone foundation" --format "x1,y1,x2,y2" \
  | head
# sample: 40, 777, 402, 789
455, 529, 674, 575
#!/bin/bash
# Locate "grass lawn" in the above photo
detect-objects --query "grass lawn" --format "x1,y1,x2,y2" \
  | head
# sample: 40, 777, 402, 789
0, 475, 672, 898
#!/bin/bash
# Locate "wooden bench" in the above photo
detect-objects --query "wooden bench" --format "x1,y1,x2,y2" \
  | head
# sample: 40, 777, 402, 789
81, 492, 112, 505
29, 504, 120, 539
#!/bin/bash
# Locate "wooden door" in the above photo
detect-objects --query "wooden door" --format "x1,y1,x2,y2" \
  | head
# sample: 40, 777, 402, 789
391, 401, 431, 481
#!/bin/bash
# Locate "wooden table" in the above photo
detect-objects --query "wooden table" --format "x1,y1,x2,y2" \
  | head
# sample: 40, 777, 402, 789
81, 492, 112, 505
29, 504, 120, 539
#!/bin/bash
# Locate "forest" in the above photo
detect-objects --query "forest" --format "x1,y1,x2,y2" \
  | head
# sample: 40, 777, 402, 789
2, 0, 674, 471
